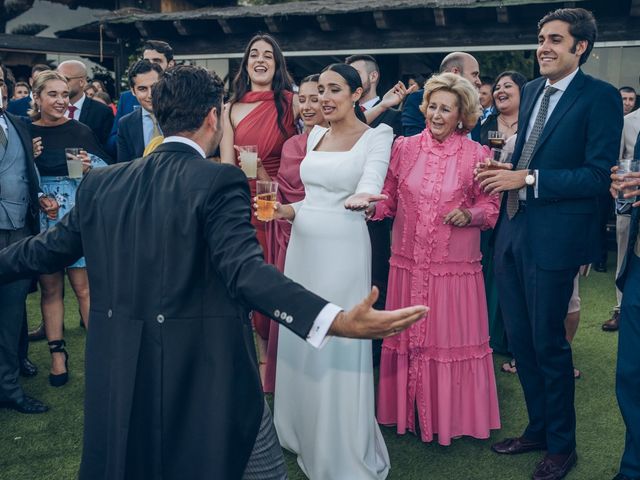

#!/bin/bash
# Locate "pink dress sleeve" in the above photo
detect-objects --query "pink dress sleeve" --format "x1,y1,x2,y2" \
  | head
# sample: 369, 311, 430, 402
372, 136, 405, 220
467, 143, 500, 229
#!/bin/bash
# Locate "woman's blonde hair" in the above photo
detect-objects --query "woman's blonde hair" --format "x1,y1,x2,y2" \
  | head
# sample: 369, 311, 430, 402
419, 72, 481, 132
29, 71, 68, 121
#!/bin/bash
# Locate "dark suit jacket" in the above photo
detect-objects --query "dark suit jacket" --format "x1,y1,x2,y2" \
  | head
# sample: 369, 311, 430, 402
78, 96, 114, 152
6, 96, 31, 118
3, 112, 41, 235
116, 108, 144, 163
0, 141, 328, 480
495, 69, 623, 270
369, 99, 402, 136
401, 89, 426, 136
106, 91, 139, 158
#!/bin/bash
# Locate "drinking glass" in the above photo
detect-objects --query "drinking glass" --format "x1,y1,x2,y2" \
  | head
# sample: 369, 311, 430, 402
238, 145, 258, 179
256, 181, 278, 221
617, 158, 640, 203
65, 148, 83, 179
488, 131, 506, 149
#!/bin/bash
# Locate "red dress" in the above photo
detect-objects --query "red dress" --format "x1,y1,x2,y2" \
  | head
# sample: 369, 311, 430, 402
233, 90, 296, 341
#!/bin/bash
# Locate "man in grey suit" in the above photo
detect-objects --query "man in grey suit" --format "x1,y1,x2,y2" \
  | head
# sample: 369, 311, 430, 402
0, 65, 426, 479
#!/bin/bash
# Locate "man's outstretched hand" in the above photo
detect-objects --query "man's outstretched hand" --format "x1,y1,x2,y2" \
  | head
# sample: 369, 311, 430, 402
329, 287, 428, 339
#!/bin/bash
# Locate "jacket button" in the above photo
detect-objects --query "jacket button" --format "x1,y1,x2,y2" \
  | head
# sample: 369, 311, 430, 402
286, 315, 293, 324
107, 309, 113, 318
280, 312, 287, 320
274, 309, 280, 317
157, 314, 165, 324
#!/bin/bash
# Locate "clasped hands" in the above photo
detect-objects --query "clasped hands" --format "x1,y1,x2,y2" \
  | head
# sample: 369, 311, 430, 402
38, 195, 59, 220
329, 286, 428, 339
610, 165, 640, 208
474, 159, 528, 194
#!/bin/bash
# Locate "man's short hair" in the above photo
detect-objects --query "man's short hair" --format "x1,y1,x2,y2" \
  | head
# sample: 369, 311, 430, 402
344, 54, 379, 74
480, 77, 494, 87
538, 8, 597, 66
620, 86, 637, 95
31, 63, 51, 77
143, 40, 174, 62
152, 65, 223, 137
128, 60, 163, 88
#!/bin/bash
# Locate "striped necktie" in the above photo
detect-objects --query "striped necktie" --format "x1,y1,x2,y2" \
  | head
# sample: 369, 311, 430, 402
506, 86, 559, 219
0, 117, 8, 151
150, 113, 161, 138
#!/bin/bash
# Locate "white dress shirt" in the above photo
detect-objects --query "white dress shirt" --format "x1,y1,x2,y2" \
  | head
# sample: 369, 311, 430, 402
521, 68, 580, 200
65, 94, 86, 119
162, 135, 341, 347
361, 96, 380, 112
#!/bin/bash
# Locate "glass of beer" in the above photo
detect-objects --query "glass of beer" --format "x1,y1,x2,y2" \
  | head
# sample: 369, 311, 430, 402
488, 131, 506, 149
238, 145, 258, 179
65, 148, 83, 179
256, 181, 278, 222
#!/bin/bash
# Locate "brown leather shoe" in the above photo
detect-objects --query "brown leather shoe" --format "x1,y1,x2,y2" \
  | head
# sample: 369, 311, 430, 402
603, 311, 620, 331
28, 322, 46, 342
532, 451, 577, 480
491, 436, 547, 455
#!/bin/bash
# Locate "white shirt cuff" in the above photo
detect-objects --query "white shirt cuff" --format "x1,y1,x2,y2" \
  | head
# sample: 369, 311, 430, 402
306, 303, 342, 349
533, 169, 539, 198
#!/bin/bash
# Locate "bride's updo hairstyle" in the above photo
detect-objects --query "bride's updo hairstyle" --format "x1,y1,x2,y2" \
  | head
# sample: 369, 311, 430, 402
321, 63, 367, 123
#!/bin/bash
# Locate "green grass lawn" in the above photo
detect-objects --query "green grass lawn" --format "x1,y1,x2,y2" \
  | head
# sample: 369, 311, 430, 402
0, 262, 625, 480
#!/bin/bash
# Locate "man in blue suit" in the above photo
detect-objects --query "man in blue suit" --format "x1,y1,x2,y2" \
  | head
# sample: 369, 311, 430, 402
107, 40, 175, 158
477, 8, 623, 480
6, 64, 50, 119
611, 131, 640, 480
117, 60, 163, 162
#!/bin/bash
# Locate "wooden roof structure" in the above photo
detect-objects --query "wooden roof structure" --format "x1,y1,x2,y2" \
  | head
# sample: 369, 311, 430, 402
55, 0, 640, 56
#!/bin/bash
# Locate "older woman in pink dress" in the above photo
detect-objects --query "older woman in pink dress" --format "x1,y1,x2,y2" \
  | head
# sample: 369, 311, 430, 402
374, 73, 501, 445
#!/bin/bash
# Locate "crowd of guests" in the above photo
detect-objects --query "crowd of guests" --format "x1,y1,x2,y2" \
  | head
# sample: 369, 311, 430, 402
0, 6, 639, 480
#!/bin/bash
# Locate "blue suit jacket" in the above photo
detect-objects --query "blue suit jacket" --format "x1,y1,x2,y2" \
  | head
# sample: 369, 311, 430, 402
495, 69, 623, 270
106, 91, 140, 159
116, 108, 144, 163
7, 96, 31, 119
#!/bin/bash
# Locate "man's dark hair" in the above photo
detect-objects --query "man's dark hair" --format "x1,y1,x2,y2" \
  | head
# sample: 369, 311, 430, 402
143, 40, 174, 62
538, 8, 597, 66
620, 86, 637, 95
344, 54, 379, 74
128, 60, 164, 88
31, 63, 51, 77
152, 65, 223, 137
480, 76, 494, 87
95, 91, 112, 105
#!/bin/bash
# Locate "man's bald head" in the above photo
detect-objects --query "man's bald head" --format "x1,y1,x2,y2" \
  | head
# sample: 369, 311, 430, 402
440, 52, 481, 90
57, 60, 88, 102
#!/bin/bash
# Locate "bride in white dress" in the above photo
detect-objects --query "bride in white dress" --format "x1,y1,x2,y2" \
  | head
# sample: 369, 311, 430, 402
273, 63, 393, 480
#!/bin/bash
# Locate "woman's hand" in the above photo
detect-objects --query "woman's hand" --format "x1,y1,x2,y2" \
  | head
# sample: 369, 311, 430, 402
443, 208, 472, 227
253, 198, 296, 222
79, 150, 92, 173
38, 195, 59, 220
379, 81, 419, 110
344, 193, 387, 211
32, 137, 43, 158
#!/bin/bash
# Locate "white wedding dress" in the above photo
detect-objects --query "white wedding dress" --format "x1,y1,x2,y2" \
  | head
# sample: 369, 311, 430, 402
274, 124, 393, 480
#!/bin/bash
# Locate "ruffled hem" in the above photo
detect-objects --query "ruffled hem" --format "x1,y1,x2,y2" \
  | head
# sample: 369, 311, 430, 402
381, 342, 493, 363
377, 349, 501, 445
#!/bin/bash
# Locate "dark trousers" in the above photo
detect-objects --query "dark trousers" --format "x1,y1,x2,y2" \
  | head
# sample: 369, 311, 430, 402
617, 253, 640, 478
597, 193, 613, 264
368, 218, 391, 367
0, 227, 31, 403
494, 212, 578, 454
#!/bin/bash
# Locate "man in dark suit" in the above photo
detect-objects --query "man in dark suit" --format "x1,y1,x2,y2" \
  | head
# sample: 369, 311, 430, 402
107, 40, 176, 158
0, 63, 58, 414
117, 60, 163, 163
0, 65, 426, 479
6, 64, 51, 119
476, 8, 623, 480
56, 60, 113, 152
401, 52, 482, 137
611, 131, 640, 480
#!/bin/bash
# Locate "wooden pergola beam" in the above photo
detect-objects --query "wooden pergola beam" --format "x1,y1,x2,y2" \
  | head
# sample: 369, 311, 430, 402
373, 11, 391, 30
217, 18, 233, 34
0, 33, 119, 57
632, 0, 640, 16
264, 17, 282, 33
496, 6, 509, 24
433, 8, 446, 27
134, 21, 150, 37
316, 15, 336, 32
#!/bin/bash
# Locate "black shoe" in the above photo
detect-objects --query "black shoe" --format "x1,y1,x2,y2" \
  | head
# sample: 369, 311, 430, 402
0, 395, 49, 414
48, 339, 69, 387
603, 311, 620, 331
594, 262, 607, 273
491, 436, 547, 455
19, 357, 38, 377
532, 451, 577, 480
28, 322, 46, 342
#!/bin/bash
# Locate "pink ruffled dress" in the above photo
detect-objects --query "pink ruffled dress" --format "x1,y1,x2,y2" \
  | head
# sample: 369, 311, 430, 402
375, 129, 501, 445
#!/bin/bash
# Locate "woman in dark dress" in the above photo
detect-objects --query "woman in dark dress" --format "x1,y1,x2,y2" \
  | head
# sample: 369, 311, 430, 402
28, 71, 109, 387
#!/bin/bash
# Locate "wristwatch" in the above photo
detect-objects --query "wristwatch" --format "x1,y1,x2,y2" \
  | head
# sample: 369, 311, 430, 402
525, 169, 536, 186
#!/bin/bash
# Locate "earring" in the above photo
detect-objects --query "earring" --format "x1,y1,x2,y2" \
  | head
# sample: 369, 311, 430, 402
457, 121, 463, 129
